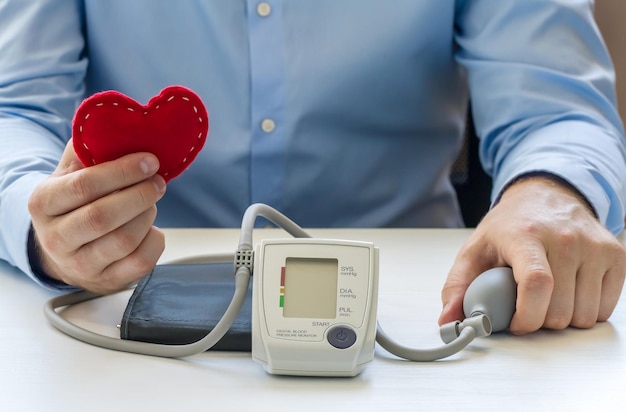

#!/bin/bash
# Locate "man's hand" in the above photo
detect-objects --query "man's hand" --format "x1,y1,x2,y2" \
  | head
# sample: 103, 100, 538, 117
28, 140, 167, 294
439, 177, 626, 335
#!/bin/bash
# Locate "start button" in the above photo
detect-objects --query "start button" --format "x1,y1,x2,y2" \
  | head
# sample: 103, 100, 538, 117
327, 326, 357, 349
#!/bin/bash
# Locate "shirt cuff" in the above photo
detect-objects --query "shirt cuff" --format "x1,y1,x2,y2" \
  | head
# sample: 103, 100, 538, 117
490, 121, 626, 235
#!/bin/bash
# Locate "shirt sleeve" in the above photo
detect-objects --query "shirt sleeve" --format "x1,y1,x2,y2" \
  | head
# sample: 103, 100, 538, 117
0, 1, 86, 289
454, 0, 626, 234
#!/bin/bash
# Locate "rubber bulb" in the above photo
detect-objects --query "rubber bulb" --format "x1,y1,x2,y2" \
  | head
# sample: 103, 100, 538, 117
463, 267, 517, 333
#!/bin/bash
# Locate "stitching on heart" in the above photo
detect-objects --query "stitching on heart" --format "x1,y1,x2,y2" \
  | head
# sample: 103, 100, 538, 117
75, 91, 207, 177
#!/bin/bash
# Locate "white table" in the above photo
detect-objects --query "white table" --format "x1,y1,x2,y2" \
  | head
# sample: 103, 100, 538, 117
1, 228, 624, 411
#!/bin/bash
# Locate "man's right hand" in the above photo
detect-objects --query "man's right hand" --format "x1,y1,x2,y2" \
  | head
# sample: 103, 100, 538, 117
28, 140, 167, 294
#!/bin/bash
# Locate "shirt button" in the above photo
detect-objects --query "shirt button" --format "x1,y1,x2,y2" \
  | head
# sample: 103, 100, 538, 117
257, 2, 271, 17
261, 118, 276, 133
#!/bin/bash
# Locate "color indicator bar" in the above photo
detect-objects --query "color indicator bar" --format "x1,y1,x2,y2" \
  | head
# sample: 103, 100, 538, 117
279, 266, 285, 307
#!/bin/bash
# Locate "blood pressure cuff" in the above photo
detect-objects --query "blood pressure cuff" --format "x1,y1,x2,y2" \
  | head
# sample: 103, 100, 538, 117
119, 262, 252, 351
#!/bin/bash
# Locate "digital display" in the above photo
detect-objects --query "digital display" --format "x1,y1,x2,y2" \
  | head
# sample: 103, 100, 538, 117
283, 258, 338, 319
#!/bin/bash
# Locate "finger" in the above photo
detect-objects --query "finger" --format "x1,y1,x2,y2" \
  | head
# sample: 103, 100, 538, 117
570, 262, 602, 329
40, 151, 162, 217
76, 206, 158, 271
88, 226, 165, 294
571, 238, 626, 327
598, 261, 626, 321
53, 175, 166, 249
542, 244, 578, 330
507, 242, 554, 335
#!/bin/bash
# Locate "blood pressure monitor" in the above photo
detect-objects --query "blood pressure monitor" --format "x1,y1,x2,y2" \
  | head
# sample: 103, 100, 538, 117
44, 203, 514, 378
252, 238, 379, 376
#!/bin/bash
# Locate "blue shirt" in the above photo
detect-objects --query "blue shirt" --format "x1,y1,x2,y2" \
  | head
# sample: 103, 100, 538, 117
1, 1, 625, 289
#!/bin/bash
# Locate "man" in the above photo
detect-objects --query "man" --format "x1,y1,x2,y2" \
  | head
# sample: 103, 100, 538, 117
1, 1, 625, 335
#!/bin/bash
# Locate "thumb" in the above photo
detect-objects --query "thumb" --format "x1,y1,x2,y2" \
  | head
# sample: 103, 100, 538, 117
438, 276, 466, 326
439, 260, 481, 325
439, 243, 498, 326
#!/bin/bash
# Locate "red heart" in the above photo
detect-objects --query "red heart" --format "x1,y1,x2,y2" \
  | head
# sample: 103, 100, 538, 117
72, 85, 209, 182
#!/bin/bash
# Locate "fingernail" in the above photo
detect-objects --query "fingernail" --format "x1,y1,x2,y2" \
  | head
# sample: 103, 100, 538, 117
153, 175, 166, 194
140, 156, 159, 175
441, 302, 450, 314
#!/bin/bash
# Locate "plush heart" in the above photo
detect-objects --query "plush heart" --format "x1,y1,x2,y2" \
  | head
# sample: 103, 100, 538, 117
72, 85, 209, 182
